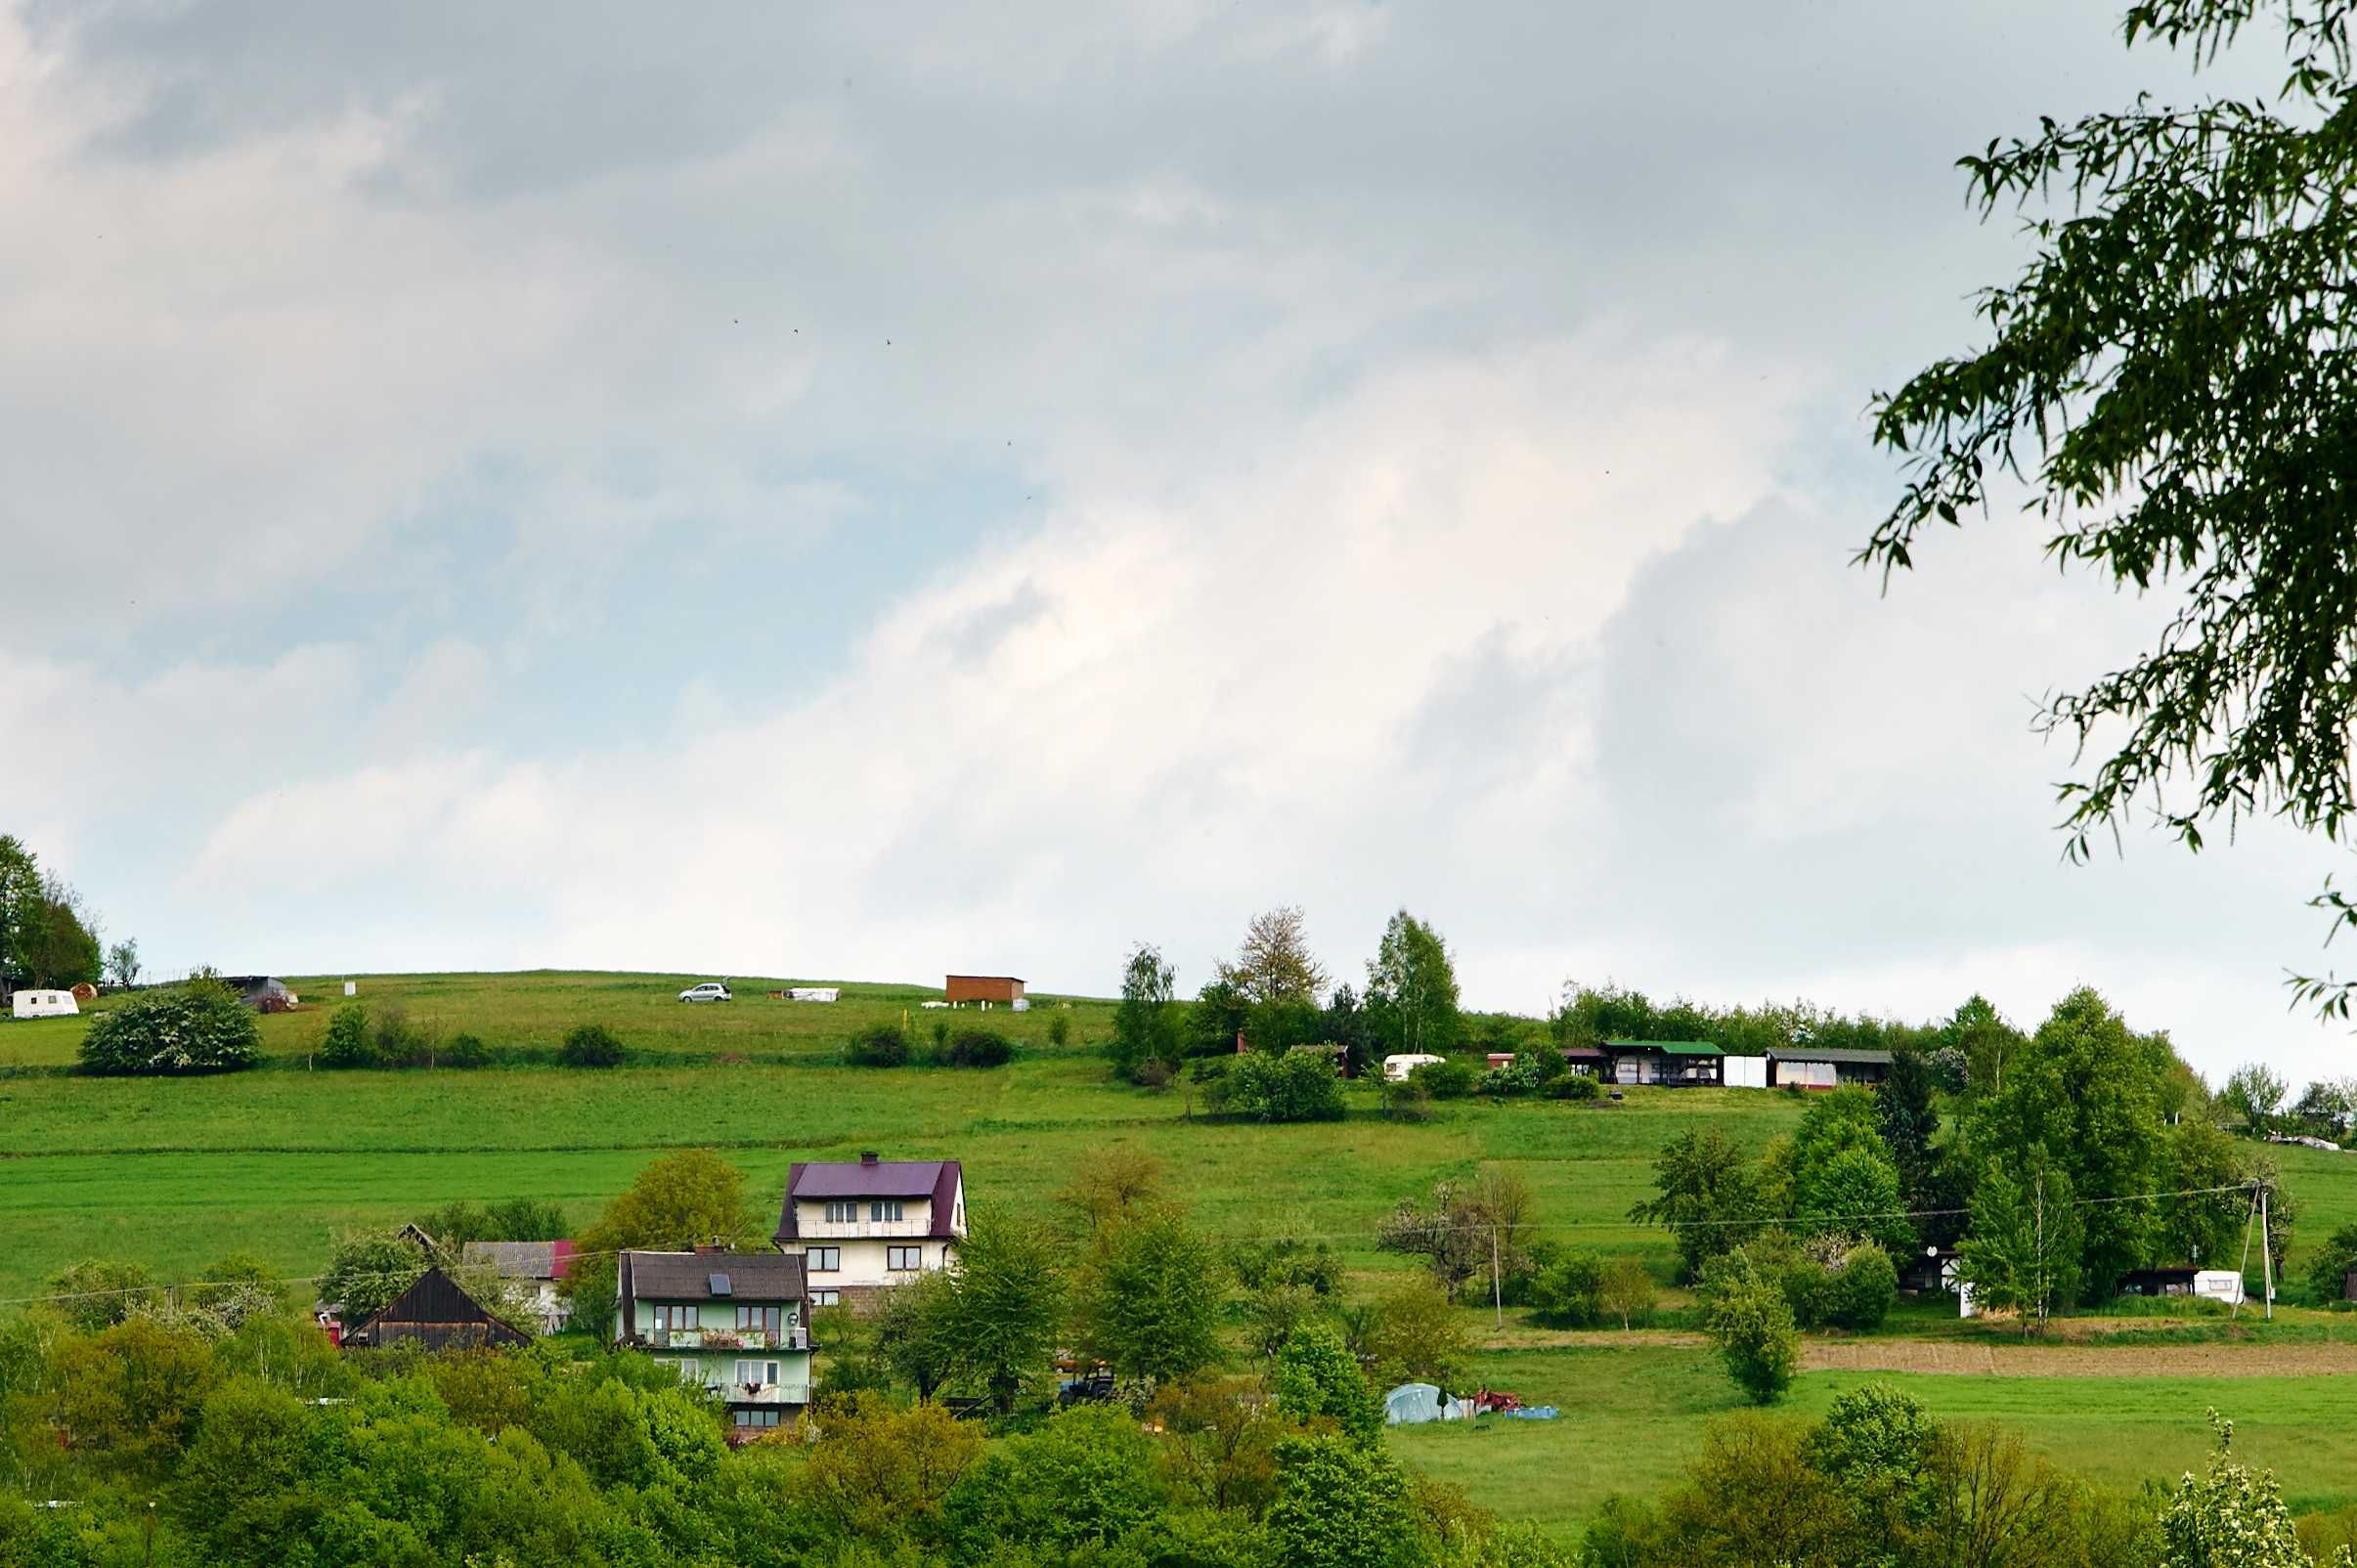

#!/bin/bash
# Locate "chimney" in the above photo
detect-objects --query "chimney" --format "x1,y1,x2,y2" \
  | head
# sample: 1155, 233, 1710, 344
859, 1151, 880, 1167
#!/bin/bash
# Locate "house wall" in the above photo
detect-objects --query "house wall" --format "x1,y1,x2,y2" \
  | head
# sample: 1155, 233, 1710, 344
791, 1237, 957, 1297
628, 1296, 803, 1344
653, 1349, 813, 1406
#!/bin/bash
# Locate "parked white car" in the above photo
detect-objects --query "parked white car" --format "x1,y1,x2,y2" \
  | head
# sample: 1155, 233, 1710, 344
678, 981, 732, 1003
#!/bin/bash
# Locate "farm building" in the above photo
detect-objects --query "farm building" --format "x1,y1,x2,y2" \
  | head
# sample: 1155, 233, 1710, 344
1768, 1047, 1893, 1088
771, 1153, 966, 1308
219, 975, 298, 1012
462, 1240, 578, 1333
10, 988, 78, 1020
342, 1266, 530, 1351
944, 975, 1025, 1006
1600, 1039, 1724, 1086
2116, 1267, 2245, 1306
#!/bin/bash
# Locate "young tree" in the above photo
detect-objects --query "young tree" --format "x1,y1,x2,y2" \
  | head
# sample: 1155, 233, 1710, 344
1598, 1256, 1658, 1330
1265, 1432, 1411, 1568
1375, 1180, 1489, 1301
1219, 905, 1330, 1007
565, 1149, 764, 1334
1271, 1321, 1382, 1447
1956, 1154, 2082, 1336
939, 1208, 1067, 1414
1150, 1374, 1285, 1514
1630, 1126, 1764, 1284
1699, 1252, 1800, 1406
1865, 1, 2357, 1016
2158, 1416, 2316, 1568
2221, 1063, 2290, 1138
1073, 1206, 1224, 1385
1363, 1280, 1469, 1389
317, 1232, 431, 1326
1363, 909, 1462, 1058
104, 937, 139, 990
1057, 1147, 1163, 1238
1109, 943, 1181, 1080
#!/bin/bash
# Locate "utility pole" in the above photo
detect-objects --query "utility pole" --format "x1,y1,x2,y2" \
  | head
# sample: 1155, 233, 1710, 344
2260, 1183, 2275, 1322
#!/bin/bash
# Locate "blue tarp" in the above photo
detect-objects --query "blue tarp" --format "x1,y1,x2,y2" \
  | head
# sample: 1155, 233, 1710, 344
1498, 1407, 1560, 1420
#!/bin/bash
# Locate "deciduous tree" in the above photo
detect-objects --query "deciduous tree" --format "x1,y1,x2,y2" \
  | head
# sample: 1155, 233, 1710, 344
1364, 909, 1461, 1059
1219, 905, 1330, 1007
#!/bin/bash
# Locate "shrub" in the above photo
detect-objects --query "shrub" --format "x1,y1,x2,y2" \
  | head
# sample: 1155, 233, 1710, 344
1478, 1058, 1544, 1098
442, 1031, 489, 1068
1410, 1059, 1477, 1100
319, 1002, 375, 1068
1047, 1013, 1071, 1048
1210, 1050, 1345, 1122
1380, 1074, 1433, 1121
1599, 1256, 1659, 1328
1702, 1253, 1801, 1404
558, 1024, 626, 1067
49, 1260, 156, 1331
1532, 1250, 1608, 1328
1550, 1071, 1601, 1102
1819, 1244, 1898, 1331
1135, 1059, 1173, 1090
1228, 1236, 1342, 1296
846, 1024, 910, 1067
78, 982, 261, 1075
939, 1028, 1015, 1067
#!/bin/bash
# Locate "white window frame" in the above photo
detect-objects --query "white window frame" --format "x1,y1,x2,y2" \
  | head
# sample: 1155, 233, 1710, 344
734, 1359, 781, 1386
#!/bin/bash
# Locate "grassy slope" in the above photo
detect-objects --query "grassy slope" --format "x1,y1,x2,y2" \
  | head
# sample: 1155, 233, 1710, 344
7, 970, 2356, 1532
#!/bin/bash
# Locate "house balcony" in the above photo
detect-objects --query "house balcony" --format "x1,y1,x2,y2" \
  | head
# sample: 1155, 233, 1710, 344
650, 1327, 810, 1352
798, 1216, 935, 1241
729, 1379, 812, 1407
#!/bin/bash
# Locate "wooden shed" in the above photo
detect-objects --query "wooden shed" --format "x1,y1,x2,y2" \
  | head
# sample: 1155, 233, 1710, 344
343, 1266, 528, 1351
944, 975, 1026, 1005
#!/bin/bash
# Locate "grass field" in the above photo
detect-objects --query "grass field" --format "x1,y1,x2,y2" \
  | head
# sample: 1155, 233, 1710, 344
6, 969, 2356, 1534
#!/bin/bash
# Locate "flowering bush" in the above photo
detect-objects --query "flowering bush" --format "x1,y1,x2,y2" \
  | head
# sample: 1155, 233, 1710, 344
78, 982, 260, 1075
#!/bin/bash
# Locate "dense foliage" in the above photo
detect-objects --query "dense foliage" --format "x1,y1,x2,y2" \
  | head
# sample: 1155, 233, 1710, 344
557, 1023, 627, 1067
75, 981, 260, 1075
1208, 1049, 1346, 1121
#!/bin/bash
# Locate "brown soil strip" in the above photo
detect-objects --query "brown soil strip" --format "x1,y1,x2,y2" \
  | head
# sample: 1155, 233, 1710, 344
1803, 1340, 2357, 1377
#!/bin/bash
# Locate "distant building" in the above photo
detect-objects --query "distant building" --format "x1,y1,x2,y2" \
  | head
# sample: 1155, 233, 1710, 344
343, 1266, 530, 1351
218, 976, 298, 1013
462, 1240, 578, 1333
944, 975, 1025, 1006
772, 1153, 966, 1308
2116, 1267, 2245, 1306
1768, 1048, 1893, 1089
1383, 1053, 1446, 1082
1600, 1040, 1724, 1087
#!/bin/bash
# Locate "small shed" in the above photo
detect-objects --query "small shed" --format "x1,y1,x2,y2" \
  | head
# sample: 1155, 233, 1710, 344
1601, 1040, 1724, 1086
1486, 1052, 1516, 1070
343, 1267, 528, 1351
1768, 1047, 1893, 1089
944, 975, 1025, 1006
10, 989, 78, 1020
220, 976, 299, 1013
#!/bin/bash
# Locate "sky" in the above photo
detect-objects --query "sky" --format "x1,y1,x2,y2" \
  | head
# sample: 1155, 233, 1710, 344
4, 0, 2350, 1082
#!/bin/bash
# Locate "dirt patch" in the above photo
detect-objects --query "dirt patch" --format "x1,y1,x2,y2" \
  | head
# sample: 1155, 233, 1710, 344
1805, 1340, 2357, 1378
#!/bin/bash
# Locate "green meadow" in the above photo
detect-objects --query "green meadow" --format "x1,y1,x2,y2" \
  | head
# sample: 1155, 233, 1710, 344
6, 969, 2356, 1532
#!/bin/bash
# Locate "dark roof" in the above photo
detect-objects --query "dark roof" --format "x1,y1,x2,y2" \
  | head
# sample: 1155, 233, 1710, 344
1772, 1047, 1895, 1066
775, 1158, 963, 1241
462, 1240, 577, 1282
1604, 1039, 1724, 1057
620, 1249, 806, 1307
348, 1266, 528, 1348
1558, 1046, 1609, 1061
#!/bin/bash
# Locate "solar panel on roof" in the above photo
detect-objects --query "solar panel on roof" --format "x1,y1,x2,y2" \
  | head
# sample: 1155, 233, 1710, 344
709, 1272, 733, 1296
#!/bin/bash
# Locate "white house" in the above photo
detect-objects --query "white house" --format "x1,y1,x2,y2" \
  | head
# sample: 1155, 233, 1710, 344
461, 1240, 578, 1333
10, 989, 78, 1020
770, 1153, 965, 1308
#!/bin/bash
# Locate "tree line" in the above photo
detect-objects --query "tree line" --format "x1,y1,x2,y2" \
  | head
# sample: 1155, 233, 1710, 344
0, 836, 133, 996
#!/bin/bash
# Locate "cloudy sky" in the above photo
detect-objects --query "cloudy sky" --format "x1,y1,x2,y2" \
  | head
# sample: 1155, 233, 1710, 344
4, 1, 2346, 1079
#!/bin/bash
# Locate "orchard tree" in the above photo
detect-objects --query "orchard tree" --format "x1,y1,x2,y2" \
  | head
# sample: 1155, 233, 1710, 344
1865, 0, 2357, 1016
1109, 943, 1180, 1081
1363, 909, 1461, 1058
1630, 1126, 1765, 1284
1219, 905, 1329, 1007
2221, 1062, 2289, 1137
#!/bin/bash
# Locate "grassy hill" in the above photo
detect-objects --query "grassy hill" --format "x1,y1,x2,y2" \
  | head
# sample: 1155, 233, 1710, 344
7, 969, 2357, 1532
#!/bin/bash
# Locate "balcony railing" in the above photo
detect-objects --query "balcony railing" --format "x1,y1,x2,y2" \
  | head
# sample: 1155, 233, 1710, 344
651, 1327, 810, 1352
798, 1216, 934, 1240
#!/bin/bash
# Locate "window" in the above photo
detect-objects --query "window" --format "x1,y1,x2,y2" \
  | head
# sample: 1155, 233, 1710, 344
733, 1408, 782, 1428
652, 1304, 699, 1336
736, 1305, 780, 1335
808, 1247, 840, 1273
887, 1245, 923, 1272
823, 1200, 857, 1223
734, 1359, 782, 1387
869, 1199, 905, 1222
811, 1289, 840, 1307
